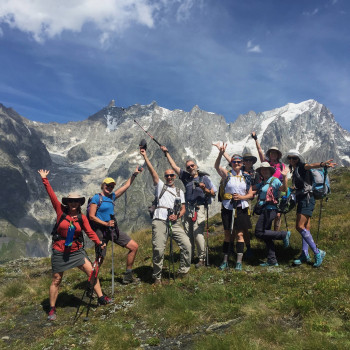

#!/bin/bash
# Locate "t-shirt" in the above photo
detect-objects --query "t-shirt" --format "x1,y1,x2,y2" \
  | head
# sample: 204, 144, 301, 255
90, 193, 116, 222
265, 158, 286, 181
255, 177, 281, 210
153, 180, 185, 221
179, 169, 217, 205
222, 170, 250, 210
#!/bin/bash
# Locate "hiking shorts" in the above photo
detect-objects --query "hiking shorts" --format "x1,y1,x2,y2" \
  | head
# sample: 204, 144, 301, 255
221, 206, 252, 231
296, 196, 315, 217
94, 225, 131, 258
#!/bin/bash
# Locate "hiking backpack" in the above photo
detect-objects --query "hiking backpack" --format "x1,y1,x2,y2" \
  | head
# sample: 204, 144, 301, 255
148, 185, 181, 219
218, 171, 251, 202
294, 167, 330, 200
253, 177, 279, 215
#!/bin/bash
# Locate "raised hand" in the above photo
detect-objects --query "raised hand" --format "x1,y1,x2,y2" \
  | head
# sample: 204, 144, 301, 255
323, 159, 337, 168
38, 169, 50, 178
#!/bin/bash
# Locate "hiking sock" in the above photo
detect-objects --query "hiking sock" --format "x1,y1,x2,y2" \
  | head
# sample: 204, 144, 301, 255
236, 242, 244, 263
302, 238, 309, 256
299, 229, 319, 254
126, 269, 132, 273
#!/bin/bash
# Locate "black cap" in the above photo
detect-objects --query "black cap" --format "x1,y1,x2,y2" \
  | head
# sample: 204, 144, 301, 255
139, 139, 147, 150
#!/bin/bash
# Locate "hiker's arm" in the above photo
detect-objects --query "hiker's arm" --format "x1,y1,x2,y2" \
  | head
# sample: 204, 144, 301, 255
251, 132, 265, 162
199, 179, 216, 197
38, 169, 62, 214
140, 148, 159, 185
305, 159, 337, 170
212, 142, 231, 164
169, 203, 185, 222
214, 144, 228, 180
114, 166, 143, 199
81, 216, 104, 245
279, 167, 289, 192
160, 146, 181, 175
232, 186, 254, 201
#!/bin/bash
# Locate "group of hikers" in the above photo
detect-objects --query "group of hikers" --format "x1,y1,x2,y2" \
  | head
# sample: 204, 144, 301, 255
39, 132, 336, 321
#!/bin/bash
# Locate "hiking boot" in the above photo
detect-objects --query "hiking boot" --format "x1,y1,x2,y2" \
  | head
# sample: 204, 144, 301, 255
47, 307, 56, 321
122, 271, 135, 285
313, 250, 326, 268
283, 231, 291, 248
195, 260, 205, 269
98, 295, 112, 305
218, 261, 228, 271
235, 262, 242, 271
293, 252, 311, 265
260, 261, 279, 267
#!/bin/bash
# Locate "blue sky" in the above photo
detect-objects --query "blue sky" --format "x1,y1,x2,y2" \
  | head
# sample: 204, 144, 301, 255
0, 0, 349, 130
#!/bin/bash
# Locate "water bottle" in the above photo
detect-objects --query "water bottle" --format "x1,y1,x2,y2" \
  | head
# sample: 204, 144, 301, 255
65, 222, 76, 247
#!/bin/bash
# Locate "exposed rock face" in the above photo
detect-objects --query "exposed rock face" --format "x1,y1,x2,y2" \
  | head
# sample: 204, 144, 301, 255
0, 99, 349, 259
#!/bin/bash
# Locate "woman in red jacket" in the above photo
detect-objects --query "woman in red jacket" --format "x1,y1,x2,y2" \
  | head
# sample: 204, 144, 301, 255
38, 169, 110, 321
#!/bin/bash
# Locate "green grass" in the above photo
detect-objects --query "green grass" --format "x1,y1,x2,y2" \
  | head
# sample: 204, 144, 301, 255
0, 168, 349, 349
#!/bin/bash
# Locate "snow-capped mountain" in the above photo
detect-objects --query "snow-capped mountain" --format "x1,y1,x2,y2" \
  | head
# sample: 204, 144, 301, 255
0, 99, 349, 259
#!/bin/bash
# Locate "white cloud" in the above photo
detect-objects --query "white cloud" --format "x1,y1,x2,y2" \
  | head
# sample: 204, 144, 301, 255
0, 0, 182, 43
176, 0, 202, 22
302, 8, 319, 16
247, 40, 262, 53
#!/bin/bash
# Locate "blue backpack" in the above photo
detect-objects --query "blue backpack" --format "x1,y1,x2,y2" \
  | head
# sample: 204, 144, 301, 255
294, 167, 330, 200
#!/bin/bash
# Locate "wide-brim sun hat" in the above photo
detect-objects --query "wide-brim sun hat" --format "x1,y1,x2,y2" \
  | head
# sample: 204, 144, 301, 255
103, 177, 116, 185
62, 192, 85, 206
283, 149, 305, 163
256, 162, 275, 175
242, 152, 257, 164
266, 146, 282, 160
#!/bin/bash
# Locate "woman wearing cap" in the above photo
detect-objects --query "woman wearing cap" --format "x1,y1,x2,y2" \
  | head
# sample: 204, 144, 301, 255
38, 169, 109, 322
88, 168, 142, 285
253, 162, 290, 266
283, 150, 336, 267
214, 143, 254, 271
251, 132, 286, 231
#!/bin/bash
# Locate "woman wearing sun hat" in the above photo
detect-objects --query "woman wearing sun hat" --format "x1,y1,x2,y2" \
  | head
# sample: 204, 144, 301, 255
283, 150, 336, 267
214, 143, 254, 271
38, 169, 109, 321
253, 162, 290, 266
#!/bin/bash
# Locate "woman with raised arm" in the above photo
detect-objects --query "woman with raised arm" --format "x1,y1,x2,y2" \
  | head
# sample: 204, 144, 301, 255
38, 169, 109, 321
251, 131, 286, 231
253, 162, 290, 266
214, 143, 253, 271
283, 150, 336, 267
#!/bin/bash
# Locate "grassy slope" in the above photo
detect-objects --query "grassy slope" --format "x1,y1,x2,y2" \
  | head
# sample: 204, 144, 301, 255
0, 169, 349, 350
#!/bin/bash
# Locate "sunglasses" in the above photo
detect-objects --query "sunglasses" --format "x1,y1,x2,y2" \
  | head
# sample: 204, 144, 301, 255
186, 164, 195, 169
105, 184, 115, 188
288, 157, 299, 161
67, 199, 81, 203
231, 161, 242, 164
165, 174, 175, 178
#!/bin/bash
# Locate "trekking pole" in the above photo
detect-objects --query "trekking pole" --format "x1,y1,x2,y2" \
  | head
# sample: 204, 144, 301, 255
73, 249, 103, 323
205, 202, 210, 266
110, 214, 115, 296
167, 210, 176, 281
283, 213, 289, 232
134, 119, 164, 149
316, 166, 328, 245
